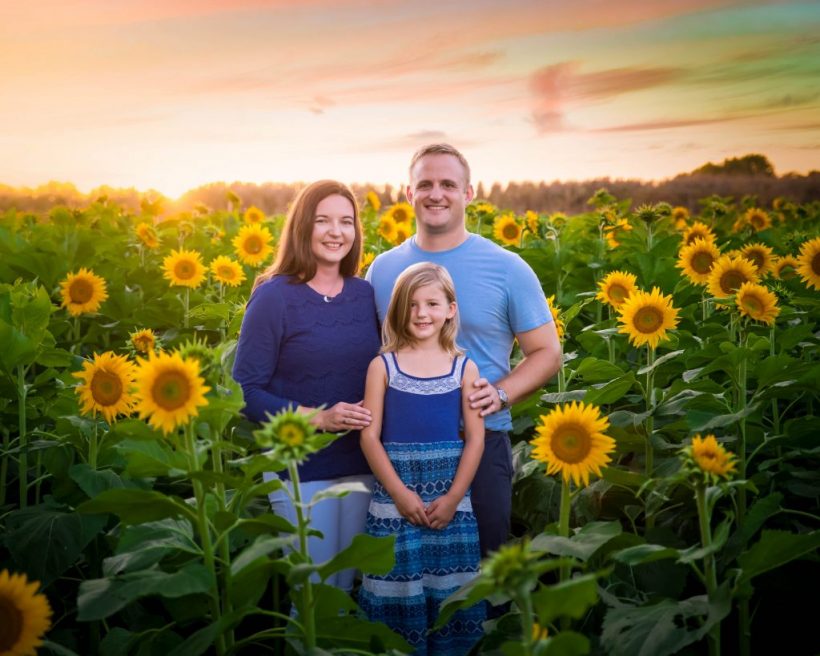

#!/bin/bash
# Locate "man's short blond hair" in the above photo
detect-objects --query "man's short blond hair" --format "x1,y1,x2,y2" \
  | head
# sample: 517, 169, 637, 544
409, 143, 471, 185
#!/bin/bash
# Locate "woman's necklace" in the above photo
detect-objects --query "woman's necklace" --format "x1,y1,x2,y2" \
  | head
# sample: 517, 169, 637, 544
310, 277, 343, 303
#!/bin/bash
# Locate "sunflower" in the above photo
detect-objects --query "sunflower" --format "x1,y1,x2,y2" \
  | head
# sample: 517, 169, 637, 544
134, 351, 210, 434
233, 224, 274, 267
73, 352, 136, 423
744, 208, 771, 232
162, 249, 206, 288
209, 255, 246, 287
735, 282, 780, 325
546, 295, 565, 340
706, 255, 759, 299
531, 402, 614, 487
772, 254, 799, 280
596, 270, 638, 308
796, 236, 820, 291
677, 238, 721, 285
671, 206, 690, 230
384, 201, 414, 224
243, 206, 265, 224
681, 434, 737, 484
130, 328, 157, 354
366, 190, 381, 212
739, 242, 775, 277
617, 287, 679, 349
394, 223, 412, 245
493, 214, 523, 246
360, 251, 376, 273
59, 268, 108, 316
604, 218, 632, 248
682, 221, 715, 246
549, 212, 568, 229
525, 210, 541, 236
135, 221, 159, 249
253, 408, 323, 461
0, 569, 52, 656
377, 214, 398, 243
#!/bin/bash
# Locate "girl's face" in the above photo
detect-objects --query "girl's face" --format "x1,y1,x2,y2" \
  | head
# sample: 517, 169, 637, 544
408, 283, 456, 343
311, 194, 356, 269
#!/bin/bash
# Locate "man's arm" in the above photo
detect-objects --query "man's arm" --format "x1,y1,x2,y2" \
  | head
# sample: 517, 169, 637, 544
468, 321, 561, 417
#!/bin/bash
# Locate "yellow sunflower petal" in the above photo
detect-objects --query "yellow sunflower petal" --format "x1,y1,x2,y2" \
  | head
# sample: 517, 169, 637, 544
0, 569, 53, 656
596, 270, 638, 308
796, 236, 820, 291
531, 402, 615, 487
617, 287, 679, 349
689, 434, 737, 480
706, 255, 759, 299
130, 328, 157, 355
384, 201, 414, 224
682, 221, 716, 247
493, 214, 523, 246
232, 224, 274, 267
59, 268, 109, 316
162, 249, 206, 288
73, 351, 137, 423
134, 351, 210, 434
735, 281, 780, 325
677, 238, 721, 285
739, 242, 775, 277
209, 255, 246, 287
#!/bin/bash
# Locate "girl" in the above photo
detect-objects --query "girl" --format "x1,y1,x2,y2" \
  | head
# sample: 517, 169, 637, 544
358, 262, 485, 655
232, 180, 380, 592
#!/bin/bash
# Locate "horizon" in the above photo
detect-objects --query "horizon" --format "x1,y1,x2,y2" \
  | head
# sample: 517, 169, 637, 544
3, 0, 819, 197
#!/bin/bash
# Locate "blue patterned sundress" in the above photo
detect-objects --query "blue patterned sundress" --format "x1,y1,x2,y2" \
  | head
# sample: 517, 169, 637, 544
359, 353, 485, 655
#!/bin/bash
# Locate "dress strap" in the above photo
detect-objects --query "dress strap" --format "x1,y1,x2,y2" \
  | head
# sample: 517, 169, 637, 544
454, 355, 469, 384
380, 352, 397, 383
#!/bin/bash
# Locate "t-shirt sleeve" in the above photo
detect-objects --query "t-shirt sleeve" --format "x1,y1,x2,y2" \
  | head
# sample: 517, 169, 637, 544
231, 282, 294, 422
507, 255, 553, 335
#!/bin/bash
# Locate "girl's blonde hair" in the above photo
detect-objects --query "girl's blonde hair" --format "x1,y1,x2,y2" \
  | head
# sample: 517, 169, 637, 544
382, 262, 463, 356
253, 180, 363, 291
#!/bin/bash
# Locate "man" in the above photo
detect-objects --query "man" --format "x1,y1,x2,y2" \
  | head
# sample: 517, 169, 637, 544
367, 143, 561, 559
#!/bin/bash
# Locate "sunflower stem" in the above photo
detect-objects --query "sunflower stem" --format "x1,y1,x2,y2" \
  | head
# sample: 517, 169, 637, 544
89, 421, 98, 470
518, 586, 536, 655
185, 423, 226, 656
18, 364, 28, 508
184, 287, 190, 330
769, 323, 781, 449
644, 347, 656, 532
558, 478, 571, 579
288, 460, 317, 650
0, 426, 9, 507
210, 434, 234, 650
736, 327, 750, 656
695, 483, 721, 656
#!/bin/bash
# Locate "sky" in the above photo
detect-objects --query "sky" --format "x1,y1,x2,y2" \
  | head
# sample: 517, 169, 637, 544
1, 0, 819, 197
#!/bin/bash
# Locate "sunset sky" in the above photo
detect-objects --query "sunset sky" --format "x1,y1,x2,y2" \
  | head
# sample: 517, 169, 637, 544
2, 0, 819, 197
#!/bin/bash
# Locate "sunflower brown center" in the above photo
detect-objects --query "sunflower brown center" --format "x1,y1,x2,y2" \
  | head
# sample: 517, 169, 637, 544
151, 371, 191, 411
691, 251, 715, 274
744, 251, 764, 269
740, 293, 763, 315
91, 370, 124, 406
69, 279, 94, 304
633, 306, 663, 334
393, 209, 407, 222
134, 336, 153, 353
608, 284, 629, 304
812, 253, 820, 275
719, 270, 747, 294
502, 224, 520, 240
174, 260, 195, 280
0, 596, 23, 650
550, 423, 592, 464
244, 236, 263, 254
217, 265, 234, 279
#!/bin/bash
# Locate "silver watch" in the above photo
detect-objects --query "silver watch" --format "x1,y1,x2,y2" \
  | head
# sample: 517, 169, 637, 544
496, 386, 509, 410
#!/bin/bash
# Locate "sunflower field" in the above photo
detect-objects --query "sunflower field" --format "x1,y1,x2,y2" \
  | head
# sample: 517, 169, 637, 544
0, 190, 818, 656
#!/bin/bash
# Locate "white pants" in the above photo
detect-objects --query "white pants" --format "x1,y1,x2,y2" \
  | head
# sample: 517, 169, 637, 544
263, 472, 374, 591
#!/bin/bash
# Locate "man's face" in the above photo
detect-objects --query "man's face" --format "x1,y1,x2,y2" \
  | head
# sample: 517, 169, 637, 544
406, 154, 474, 236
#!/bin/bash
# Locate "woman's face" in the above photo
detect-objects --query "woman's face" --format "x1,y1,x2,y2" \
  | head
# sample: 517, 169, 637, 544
311, 194, 356, 269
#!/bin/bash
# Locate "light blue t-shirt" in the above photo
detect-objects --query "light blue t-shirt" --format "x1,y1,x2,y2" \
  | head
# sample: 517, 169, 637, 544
366, 233, 553, 431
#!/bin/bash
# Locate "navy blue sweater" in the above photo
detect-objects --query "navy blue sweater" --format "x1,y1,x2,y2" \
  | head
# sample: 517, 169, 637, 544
232, 275, 381, 481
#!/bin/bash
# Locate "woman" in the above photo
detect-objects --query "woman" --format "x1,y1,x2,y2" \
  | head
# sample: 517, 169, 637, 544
232, 180, 380, 591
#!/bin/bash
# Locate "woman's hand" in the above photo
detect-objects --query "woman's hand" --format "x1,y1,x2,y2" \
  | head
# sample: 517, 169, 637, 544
426, 493, 459, 529
313, 400, 371, 432
393, 488, 431, 527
